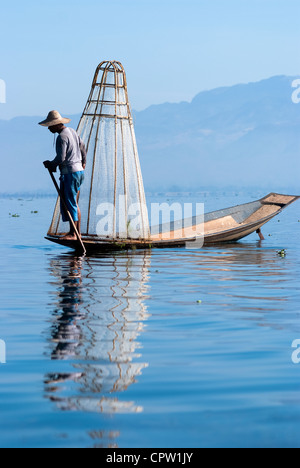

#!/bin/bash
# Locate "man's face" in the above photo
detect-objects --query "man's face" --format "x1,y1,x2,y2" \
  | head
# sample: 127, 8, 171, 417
48, 124, 63, 134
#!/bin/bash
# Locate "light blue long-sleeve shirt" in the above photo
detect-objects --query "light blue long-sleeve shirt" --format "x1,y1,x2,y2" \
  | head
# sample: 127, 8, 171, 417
50, 127, 87, 175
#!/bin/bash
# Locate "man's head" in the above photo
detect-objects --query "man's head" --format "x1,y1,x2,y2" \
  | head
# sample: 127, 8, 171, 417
38, 110, 71, 129
48, 123, 65, 134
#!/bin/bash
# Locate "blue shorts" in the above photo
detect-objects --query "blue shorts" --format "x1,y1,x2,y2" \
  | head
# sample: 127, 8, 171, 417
60, 171, 84, 222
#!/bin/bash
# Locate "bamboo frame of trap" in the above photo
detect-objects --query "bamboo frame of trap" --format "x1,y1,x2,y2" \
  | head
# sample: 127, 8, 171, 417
48, 60, 150, 241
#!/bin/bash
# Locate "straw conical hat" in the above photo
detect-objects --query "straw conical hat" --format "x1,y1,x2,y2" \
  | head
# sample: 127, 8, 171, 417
39, 110, 71, 127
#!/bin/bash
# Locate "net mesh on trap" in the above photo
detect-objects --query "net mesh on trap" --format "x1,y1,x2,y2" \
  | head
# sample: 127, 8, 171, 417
48, 61, 150, 240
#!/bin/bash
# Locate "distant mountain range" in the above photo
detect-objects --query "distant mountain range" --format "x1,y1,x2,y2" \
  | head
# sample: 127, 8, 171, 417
1, 75, 300, 194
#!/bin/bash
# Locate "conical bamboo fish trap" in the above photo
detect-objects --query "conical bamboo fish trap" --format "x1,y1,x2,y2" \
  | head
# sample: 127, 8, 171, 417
48, 60, 150, 241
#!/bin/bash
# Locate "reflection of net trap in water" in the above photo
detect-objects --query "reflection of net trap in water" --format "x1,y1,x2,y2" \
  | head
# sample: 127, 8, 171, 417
44, 253, 151, 415
46, 61, 300, 252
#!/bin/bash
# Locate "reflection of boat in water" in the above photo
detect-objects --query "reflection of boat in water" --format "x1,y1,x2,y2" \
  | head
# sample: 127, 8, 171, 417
44, 60, 300, 253
44, 252, 151, 416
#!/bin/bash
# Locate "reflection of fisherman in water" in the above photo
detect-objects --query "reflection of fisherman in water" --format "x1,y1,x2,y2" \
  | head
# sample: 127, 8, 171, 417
49, 257, 85, 360
44, 252, 151, 417
45, 256, 85, 391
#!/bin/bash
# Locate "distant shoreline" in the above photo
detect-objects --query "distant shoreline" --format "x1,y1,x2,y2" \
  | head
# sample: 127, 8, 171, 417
1, 186, 299, 199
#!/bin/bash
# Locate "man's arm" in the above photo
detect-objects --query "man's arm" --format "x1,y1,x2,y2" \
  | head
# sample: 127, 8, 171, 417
79, 138, 87, 170
43, 137, 67, 172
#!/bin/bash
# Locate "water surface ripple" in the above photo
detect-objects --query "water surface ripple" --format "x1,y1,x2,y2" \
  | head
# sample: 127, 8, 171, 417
0, 194, 300, 447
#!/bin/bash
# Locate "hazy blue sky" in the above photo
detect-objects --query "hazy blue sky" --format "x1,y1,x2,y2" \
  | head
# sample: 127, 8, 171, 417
0, 0, 300, 119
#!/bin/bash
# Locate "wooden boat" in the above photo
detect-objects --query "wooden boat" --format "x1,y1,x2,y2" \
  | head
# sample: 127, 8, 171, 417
46, 193, 299, 253
44, 61, 299, 254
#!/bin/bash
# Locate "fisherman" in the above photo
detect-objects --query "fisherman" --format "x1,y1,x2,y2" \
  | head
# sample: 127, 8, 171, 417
39, 110, 87, 241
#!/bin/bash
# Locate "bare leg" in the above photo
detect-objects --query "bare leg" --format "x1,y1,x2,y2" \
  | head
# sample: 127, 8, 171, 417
61, 191, 82, 241
76, 205, 81, 236
62, 202, 81, 241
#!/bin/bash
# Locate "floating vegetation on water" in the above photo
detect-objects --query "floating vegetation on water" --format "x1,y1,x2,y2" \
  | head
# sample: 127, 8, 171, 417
196, 300, 202, 304
277, 249, 286, 258
9, 213, 20, 218
31, 211, 38, 214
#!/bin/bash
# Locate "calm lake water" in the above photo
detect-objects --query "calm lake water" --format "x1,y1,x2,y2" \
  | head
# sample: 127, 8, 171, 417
0, 191, 300, 448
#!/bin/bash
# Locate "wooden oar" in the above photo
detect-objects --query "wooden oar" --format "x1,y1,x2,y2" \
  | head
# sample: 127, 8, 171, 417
45, 167, 86, 256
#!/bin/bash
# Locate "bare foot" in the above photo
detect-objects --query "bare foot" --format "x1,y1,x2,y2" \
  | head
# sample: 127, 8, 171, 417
61, 234, 77, 241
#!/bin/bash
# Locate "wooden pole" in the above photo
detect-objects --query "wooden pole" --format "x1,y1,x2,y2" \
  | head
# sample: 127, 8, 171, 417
46, 168, 86, 255
256, 228, 265, 241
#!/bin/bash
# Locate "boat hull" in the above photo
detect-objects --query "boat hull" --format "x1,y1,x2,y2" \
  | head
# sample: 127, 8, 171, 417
45, 193, 299, 253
